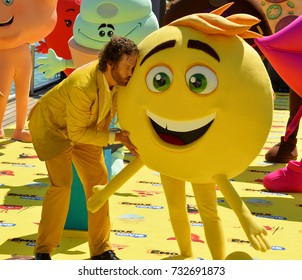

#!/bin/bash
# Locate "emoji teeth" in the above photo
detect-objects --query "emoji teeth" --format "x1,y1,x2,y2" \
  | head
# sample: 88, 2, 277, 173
147, 110, 216, 132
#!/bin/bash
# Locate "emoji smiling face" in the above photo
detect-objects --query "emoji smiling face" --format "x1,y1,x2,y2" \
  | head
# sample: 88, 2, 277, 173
118, 21, 273, 183
0, 0, 57, 50
73, 0, 158, 49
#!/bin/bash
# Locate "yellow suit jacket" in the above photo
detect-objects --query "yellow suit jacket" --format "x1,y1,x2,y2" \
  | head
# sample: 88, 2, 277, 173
28, 60, 118, 161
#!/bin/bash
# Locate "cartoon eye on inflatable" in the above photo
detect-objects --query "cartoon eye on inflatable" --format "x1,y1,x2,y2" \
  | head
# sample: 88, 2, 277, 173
99, 30, 114, 38
64, 19, 73, 28
99, 30, 105, 37
186, 65, 218, 95
146, 66, 173, 93
3, 0, 13, 6
107, 30, 114, 37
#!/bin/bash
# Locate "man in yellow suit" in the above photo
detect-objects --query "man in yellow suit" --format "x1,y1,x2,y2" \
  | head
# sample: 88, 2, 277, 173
28, 36, 139, 260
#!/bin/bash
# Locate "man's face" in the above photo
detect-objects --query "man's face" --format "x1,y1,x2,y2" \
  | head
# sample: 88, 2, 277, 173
111, 54, 138, 86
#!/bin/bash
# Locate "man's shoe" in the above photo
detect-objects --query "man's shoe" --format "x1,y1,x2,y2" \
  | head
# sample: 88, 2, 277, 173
263, 160, 302, 193
35, 253, 51, 260
91, 250, 120, 260
265, 136, 297, 163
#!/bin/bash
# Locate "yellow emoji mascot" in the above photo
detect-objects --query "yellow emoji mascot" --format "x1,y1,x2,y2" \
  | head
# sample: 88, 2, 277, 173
88, 3, 273, 260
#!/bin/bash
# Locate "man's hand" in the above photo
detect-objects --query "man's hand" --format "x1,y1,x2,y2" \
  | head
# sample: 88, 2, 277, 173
115, 130, 139, 157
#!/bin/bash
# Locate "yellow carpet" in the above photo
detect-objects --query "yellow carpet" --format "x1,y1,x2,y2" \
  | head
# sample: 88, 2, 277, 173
0, 92, 301, 260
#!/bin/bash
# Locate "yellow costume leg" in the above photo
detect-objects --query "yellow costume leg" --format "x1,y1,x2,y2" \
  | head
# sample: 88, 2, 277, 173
160, 174, 193, 258
191, 183, 225, 260
213, 174, 270, 252
35, 146, 73, 254
72, 143, 111, 257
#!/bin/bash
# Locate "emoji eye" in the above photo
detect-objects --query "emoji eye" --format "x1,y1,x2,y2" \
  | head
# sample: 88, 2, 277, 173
3, 0, 13, 5
146, 66, 172, 93
186, 66, 218, 94
64, 19, 72, 28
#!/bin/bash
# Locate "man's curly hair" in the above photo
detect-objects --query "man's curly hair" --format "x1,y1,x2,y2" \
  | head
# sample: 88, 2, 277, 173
98, 36, 139, 72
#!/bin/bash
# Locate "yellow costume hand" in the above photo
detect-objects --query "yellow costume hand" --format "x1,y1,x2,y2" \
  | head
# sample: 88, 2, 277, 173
213, 174, 271, 253
239, 216, 270, 252
87, 185, 107, 213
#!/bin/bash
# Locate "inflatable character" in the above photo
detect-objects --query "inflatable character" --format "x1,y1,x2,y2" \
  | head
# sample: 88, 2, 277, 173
258, 0, 302, 33
88, 3, 273, 259
36, 0, 81, 77
163, 0, 272, 56
258, 1, 302, 164
38, 0, 159, 78
255, 15, 302, 193
0, 0, 57, 142
255, 16, 302, 98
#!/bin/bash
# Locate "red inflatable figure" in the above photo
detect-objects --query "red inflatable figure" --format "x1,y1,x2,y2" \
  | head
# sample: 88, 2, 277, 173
36, 0, 81, 76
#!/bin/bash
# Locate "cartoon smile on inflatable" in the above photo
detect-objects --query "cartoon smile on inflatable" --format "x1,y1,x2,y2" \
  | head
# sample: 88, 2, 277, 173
0, 0, 13, 27
147, 110, 216, 146
0, 16, 13, 27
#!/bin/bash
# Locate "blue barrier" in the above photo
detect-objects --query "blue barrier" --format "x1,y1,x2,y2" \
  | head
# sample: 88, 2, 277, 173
64, 148, 112, 230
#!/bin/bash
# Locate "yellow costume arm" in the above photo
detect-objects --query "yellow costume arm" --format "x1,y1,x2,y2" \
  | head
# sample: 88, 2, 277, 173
213, 174, 270, 252
87, 157, 144, 213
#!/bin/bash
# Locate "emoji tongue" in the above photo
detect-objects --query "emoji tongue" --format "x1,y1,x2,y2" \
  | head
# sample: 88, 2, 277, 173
159, 133, 185, 145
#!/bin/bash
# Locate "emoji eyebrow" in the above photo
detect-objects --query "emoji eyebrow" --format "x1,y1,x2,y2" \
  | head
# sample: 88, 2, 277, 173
107, 24, 114, 30
98, 24, 115, 30
140, 40, 176, 66
188, 40, 220, 62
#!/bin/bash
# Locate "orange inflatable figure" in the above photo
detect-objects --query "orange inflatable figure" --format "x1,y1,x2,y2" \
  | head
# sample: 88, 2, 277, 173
36, 0, 81, 77
0, 0, 57, 142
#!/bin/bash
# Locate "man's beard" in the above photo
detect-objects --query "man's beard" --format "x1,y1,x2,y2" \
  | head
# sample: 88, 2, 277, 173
111, 66, 129, 86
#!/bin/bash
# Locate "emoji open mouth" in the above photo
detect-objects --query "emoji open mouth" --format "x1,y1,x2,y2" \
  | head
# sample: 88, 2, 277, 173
0, 16, 14, 27
147, 111, 216, 145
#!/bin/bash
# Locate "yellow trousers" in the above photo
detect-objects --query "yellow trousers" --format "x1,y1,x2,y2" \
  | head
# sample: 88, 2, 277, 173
34, 143, 112, 257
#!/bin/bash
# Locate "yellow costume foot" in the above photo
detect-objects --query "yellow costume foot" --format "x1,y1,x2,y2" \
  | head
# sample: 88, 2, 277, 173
162, 255, 196, 260
12, 129, 32, 142
225, 251, 253, 260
